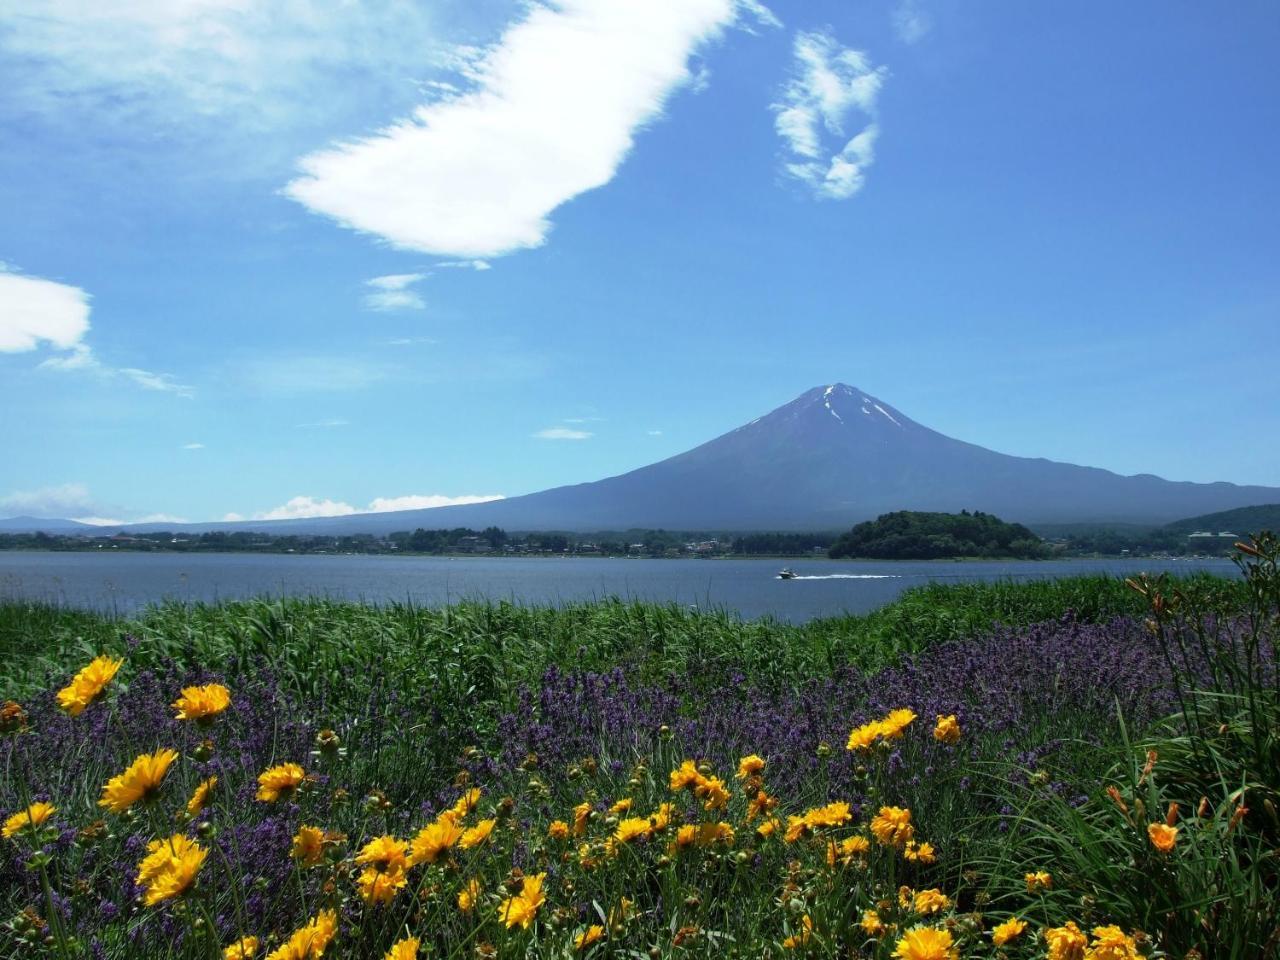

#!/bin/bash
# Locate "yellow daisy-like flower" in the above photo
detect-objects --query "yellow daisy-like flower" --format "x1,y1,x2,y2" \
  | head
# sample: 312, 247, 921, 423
460, 819, 497, 850
383, 936, 419, 960
573, 801, 592, 836
56, 654, 123, 717
457, 877, 482, 912
991, 917, 1026, 946
880, 708, 918, 739
694, 775, 730, 811
291, 825, 326, 866
892, 926, 957, 960
3, 801, 56, 839
611, 817, 653, 847
136, 833, 208, 906
1043, 921, 1087, 960
186, 776, 218, 816
912, 888, 950, 915
451, 787, 482, 818
355, 835, 410, 873
903, 840, 936, 863
932, 714, 960, 744
669, 760, 702, 791
1085, 925, 1139, 960
608, 798, 633, 815
826, 834, 871, 867
548, 820, 570, 841
1147, 822, 1177, 853
172, 684, 231, 722
255, 762, 305, 803
846, 719, 886, 751
409, 816, 464, 866
860, 909, 886, 937
498, 872, 546, 929
265, 909, 338, 960
870, 806, 914, 847
1044, 926, 1085, 960
100, 748, 178, 814
357, 865, 407, 905
575, 925, 605, 950
1025, 870, 1053, 892
747, 789, 777, 822
736, 754, 766, 780
223, 935, 260, 959
756, 817, 781, 839
782, 914, 813, 949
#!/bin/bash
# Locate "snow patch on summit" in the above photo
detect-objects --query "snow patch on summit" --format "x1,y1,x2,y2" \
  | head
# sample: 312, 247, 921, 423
822, 385, 844, 423
874, 403, 901, 427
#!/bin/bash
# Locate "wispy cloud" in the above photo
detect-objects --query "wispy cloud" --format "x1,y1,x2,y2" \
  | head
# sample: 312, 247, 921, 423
237, 355, 389, 396
773, 30, 886, 200
382, 337, 437, 347
2, 265, 190, 394
364, 272, 427, 311
436, 260, 491, 271
892, 0, 933, 44
0, 482, 98, 518
647, 429, 664, 436
533, 427, 593, 441
181, 442, 205, 450
286, 0, 778, 258
296, 418, 350, 429
235, 492, 505, 521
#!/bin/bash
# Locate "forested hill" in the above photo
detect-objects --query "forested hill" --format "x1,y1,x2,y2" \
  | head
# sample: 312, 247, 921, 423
828, 510, 1047, 559
1162, 503, 1280, 535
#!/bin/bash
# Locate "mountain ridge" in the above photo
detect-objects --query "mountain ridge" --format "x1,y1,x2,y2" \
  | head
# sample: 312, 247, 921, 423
4, 383, 1277, 534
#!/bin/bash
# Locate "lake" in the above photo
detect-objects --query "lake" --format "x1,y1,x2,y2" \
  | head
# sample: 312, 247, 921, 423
0, 552, 1241, 622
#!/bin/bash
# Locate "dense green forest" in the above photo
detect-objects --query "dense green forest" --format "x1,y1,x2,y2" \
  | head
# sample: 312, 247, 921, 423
828, 510, 1048, 559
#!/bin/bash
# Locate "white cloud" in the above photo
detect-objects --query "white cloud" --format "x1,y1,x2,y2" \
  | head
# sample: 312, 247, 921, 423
773, 30, 886, 200
0, 269, 91, 353
647, 429, 664, 436
533, 427, 593, 440
238, 355, 388, 395
892, 0, 933, 44
244, 492, 506, 521
382, 336, 437, 347
181, 442, 205, 450
436, 259, 491, 271
364, 273, 426, 311
296, 418, 350, 429
285, 0, 778, 258
0, 482, 98, 517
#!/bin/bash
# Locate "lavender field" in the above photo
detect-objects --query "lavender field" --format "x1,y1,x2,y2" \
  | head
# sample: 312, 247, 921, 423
1, 548, 1277, 959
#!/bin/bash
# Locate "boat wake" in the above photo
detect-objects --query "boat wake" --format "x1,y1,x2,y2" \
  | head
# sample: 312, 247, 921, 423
780, 574, 901, 580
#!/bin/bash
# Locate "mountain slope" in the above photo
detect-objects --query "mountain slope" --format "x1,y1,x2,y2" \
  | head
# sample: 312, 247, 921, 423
115, 383, 1280, 534
1162, 503, 1280, 535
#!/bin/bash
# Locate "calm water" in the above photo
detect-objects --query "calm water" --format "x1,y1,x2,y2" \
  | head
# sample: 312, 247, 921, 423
0, 552, 1240, 622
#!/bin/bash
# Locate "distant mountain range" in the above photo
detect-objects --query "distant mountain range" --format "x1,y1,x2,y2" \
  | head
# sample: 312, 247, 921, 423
5, 384, 1279, 534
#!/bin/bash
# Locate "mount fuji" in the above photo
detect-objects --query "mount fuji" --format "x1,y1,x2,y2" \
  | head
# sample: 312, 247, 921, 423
103, 383, 1280, 534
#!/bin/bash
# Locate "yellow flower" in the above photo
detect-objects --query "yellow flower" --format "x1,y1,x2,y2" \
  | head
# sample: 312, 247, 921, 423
224, 936, 260, 959
100, 748, 179, 813
457, 878, 482, 912
265, 909, 338, 960
575, 925, 605, 950
612, 817, 653, 846
383, 936, 419, 960
187, 776, 218, 816
460, 818, 497, 850
1147, 822, 1177, 853
783, 914, 813, 949
3, 801, 56, 839
608, 798, 633, 815
548, 820, 570, 841
747, 789, 777, 822
357, 865, 407, 904
1085, 925, 1139, 960
736, 754, 766, 780
880, 708, 917, 739
903, 840, 936, 863
55, 654, 122, 716
669, 760, 702, 791
846, 719, 885, 751
893, 926, 957, 960
694, 775, 730, 811
451, 788, 482, 818
1044, 921, 1087, 960
409, 816, 464, 866
870, 806, 914, 847
498, 872, 546, 929
826, 834, 871, 867
860, 909, 886, 937
756, 817, 780, 839
172, 683, 231, 722
256, 763, 305, 803
355, 835, 410, 873
573, 801, 592, 836
136, 833, 208, 906
1025, 870, 1053, 892
912, 889, 950, 915
991, 917, 1026, 946
291, 825, 326, 866
932, 715, 960, 744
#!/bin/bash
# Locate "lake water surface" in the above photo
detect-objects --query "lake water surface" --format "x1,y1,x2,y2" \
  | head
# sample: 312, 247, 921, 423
0, 552, 1240, 622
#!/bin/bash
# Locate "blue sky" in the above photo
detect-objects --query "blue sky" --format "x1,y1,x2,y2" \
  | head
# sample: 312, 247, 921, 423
1, 0, 1277, 524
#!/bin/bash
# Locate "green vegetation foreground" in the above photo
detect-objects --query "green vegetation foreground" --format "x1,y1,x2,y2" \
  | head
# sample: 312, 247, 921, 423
1, 552, 1276, 958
